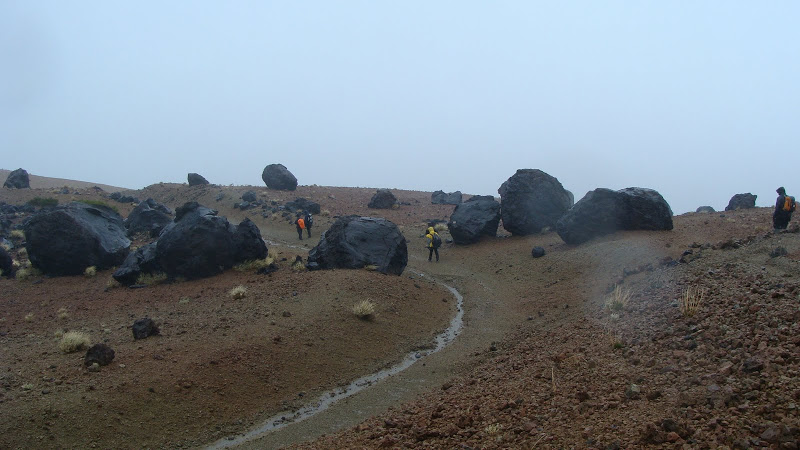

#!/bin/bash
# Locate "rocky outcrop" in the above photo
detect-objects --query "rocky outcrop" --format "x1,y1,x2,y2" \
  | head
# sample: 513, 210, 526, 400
125, 198, 173, 237
725, 193, 757, 211
109, 192, 140, 204
498, 169, 572, 235
696, 206, 715, 213
431, 190, 463, 205
3, 168, 30, 189
24, 202, 130, 276
556, 187, 673, 245
112, 203, 267, 284
285, 198, 321, 215
307, 216, 407, 275
262, 164, 298, 191
187, 173, 210, 186
368, 189, 397, 209
447, 195, 501, 245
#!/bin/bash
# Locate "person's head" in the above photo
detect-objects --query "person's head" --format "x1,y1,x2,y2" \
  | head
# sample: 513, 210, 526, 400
777, 187, 786, 195
428, 226, 434, 234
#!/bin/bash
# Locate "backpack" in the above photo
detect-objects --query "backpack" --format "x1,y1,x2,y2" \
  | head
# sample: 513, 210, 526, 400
784, 195, 796, 212
297, 218, 305, 229
432, 233, 442, 248
305, 213, 313, 226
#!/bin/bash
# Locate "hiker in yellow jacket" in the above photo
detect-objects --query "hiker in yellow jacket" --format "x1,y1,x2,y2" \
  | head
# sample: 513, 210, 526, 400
425, 226, 441, 262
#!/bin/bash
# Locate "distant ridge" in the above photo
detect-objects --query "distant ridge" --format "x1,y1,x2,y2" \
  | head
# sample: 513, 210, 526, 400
0, 169, 128, 192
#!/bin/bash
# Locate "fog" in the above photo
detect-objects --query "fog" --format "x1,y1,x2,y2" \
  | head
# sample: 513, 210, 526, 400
2, 2, 799, 214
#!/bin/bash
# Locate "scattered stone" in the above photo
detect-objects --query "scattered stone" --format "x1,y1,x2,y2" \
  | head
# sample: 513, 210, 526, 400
241, 191, 257, 202
741, 357, 764, 373
368, 189, 397, 209
531, 246, 546, 258
84, 344, 115, 366
284, 198, 321, 214
132, 318, 160, 340
431, 190, 462, 205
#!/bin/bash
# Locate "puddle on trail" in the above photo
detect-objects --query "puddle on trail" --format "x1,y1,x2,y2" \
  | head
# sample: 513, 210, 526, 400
207, 270, 464, 449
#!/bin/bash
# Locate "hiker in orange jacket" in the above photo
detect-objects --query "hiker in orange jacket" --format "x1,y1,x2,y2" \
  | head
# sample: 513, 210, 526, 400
294, 214, 306, 240
774, 187, 795, 230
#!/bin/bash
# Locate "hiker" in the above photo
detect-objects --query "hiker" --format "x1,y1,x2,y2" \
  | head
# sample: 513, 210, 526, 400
303, 211, 313, 238
425, 226, 441, 262
773, 186, 796, 230
294, 214, 306, 240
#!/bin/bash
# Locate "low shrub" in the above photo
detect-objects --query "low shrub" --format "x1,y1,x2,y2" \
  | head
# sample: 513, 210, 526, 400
27, 197, 58, 208
24, 313, 34, 322
352, 300, 376, 319
136, 272, 168, 286
433, 223, 448, 233
57, 308, 69, 320
605, 284, 631, 312
84, 266, 97, 277
58, 331, 91, 353
229, 285, 247, 299
680, 286, 705, 317
9, 230, 25, 241
16, 267, 41, 281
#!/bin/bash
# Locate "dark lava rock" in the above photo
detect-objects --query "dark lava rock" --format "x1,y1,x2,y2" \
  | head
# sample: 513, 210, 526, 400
3, 168, 30, 189
241, 191, 257, 202
725, 193, 757, 211
125, 198, 173, 237
741, 357, 764, 373
368, 189, 397, 209
556, 187, 673, 245
447, 195, 500, 245
187, 173, 210, 186
112, 242, 159, 286
696, 206, 715, 213
262, 164, 298, 191
232, 218, 269, 262
307, 215, 407, 275
24, 202, 131, 276
285, 198, 321, 215
531, 246, 546, 258
0, 246, 13, 277
132, 318, 160, 340
84, 344, 115, 366
110, 192, 140, 204
498, 169, 572, 235
431, 190, 463, 205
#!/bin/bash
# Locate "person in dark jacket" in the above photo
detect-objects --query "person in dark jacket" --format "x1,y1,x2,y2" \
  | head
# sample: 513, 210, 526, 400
773, 186, 794, 230
303, 211, 313, 238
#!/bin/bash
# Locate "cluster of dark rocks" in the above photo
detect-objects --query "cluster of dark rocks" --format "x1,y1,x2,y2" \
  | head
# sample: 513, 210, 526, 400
109, 192, 140, 204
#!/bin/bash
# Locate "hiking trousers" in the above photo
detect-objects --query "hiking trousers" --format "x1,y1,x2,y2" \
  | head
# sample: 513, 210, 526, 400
428, 247, 439, 262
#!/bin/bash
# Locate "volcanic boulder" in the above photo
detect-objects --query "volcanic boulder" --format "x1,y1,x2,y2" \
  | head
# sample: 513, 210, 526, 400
132, 318, 160, 340
3, 168, 30, 189
725, 193, 757, 211
262, 164, 298, 191
84, 344, 115, 366
125, 198, 173, 237
556, 187, 673, 245
368, 189, 397, 209
307, 216, 407, 275
111, 242, 159, 286
431, 190, 463, 205
285, 198, 321, 215
696, 206, 715, 213
447, 195, 501, 245
155, 203, 267, 279
0, 246, 13, 277
24, 202, 131, 276
241, 191, 257, 202
187, 173, 210, 186
498, 169, 572, 235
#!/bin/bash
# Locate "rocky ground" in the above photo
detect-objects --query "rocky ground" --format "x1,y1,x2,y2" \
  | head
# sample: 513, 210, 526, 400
1, 176, 799, 449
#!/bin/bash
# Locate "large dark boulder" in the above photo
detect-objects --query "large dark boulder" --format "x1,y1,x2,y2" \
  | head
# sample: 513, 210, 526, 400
285, 198, 321, 215
188, 173, 210, 186
498, 169, 572, 235
0, 246, 13, 277
431, 190, 463, 205
241, 191, 257, 202
3, 168, 30, 189
725, 193, 757, 211
125, 198, 173, 237
24, 202, 130, 275
155, 203, 267, 279
262, 164, 298, 191
556, 187, 673, 245
696, 206, 715, 213
307, 216, 407, 275
447, 195, 501, 245
368, 189, 397, 209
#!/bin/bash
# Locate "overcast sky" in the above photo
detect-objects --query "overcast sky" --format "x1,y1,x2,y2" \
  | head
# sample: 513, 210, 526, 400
2, 2, 798, 214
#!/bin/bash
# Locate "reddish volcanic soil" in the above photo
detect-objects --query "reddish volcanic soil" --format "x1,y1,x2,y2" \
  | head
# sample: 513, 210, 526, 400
2, 177, 800, 449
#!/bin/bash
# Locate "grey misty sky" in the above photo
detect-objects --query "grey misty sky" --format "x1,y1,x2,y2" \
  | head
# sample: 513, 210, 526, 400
2, 1, 799, 214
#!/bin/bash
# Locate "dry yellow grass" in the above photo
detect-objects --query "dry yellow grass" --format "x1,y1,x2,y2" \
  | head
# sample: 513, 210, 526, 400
680, 286, 705, 317
229, 285, 247, 299
58, 331, 91, 353
84, 266, 97, 277
136, 272, 168, 286
605, 284, 631, 312
352, 300, 376, 319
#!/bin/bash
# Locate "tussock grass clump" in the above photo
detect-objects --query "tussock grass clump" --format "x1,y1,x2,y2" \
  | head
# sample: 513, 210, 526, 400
27, 197, 58, 208
229, 285, 247, 299
291, 257, 306, 272
433, 223, 448, 233
24, 313, 34, 322
321, 209, 330, 217
58, 331, 91, 353
178, 297, 191, 305
84, 266, 97, 277
234, 254, 275, 272
78, 200, 118, 214
105, 278, 121, 290
605, 284, 631, 312
680, 286, 705, 317
57, 308, 69, 320
10, 229, 25, 241
363, 264, 378, 272
136, 272, 168, 286
352, 300, 376, 319
16, 267, 41, 281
